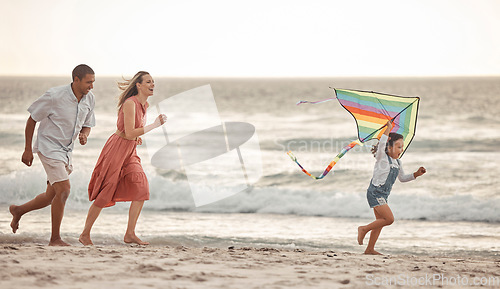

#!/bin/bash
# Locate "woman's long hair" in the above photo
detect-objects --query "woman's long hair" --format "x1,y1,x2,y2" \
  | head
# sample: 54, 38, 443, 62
117, 71, 150, 111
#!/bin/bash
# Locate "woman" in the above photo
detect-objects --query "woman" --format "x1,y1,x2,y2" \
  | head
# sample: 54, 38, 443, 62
79, 71, 166, 246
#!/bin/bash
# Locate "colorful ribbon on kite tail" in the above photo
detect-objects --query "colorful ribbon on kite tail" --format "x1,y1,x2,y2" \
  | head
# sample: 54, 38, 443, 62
287, 140, 362, 180
288, 94, 360, 180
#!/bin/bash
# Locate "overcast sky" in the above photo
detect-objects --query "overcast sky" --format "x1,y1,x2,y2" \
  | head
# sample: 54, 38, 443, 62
2, 0, 499, 77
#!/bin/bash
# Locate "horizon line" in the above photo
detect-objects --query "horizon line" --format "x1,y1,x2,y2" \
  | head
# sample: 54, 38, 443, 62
0, 73, 499, 79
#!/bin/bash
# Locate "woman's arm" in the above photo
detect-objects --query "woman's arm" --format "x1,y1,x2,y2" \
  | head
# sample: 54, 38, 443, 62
123, 100, 166, 139
123, 100, 143, 139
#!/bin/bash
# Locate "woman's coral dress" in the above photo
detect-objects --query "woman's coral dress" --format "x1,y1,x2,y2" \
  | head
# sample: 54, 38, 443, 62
88, 96, 149, 208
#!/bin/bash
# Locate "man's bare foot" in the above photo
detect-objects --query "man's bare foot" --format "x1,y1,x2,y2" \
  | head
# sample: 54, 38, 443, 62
49, 238, 71, 246
124, 233, 149, 245
358, 226, 368, 245
364, 249, 383, 255
79, 234, 93, 246
9, 205, 22, 233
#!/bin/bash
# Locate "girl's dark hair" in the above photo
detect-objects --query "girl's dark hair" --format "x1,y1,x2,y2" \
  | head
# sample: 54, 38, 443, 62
371, 132, 404, 157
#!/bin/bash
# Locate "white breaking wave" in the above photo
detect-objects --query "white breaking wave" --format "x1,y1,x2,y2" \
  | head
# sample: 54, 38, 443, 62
1, 170, 499, 223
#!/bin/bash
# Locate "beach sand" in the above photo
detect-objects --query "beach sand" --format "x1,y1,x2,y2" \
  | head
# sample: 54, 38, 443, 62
1, 244, 499, 289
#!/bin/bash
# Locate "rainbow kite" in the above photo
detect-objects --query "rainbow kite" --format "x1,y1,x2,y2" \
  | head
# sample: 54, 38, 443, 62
287, 88, 420, 180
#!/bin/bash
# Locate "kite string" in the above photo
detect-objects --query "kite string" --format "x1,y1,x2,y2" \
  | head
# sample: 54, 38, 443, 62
295, 97, 336, 105
296, 88, 337, 105
296, 94, 398, 142
295, 94, 390, 143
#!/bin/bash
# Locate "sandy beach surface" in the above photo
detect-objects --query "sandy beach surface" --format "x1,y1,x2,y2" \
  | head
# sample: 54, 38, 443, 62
1, 244, 499, 289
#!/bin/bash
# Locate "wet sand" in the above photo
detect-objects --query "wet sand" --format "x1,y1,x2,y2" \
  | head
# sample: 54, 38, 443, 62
1, 244, 499, 288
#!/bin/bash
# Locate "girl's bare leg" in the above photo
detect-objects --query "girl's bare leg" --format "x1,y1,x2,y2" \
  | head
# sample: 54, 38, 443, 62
357, 204, 394, 253
365, 227, 383, 255
124, 201, 149, 245
365, 208, 392, 254
79, 203, 103, 246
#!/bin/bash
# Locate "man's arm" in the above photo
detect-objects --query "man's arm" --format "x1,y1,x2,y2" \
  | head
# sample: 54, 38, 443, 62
22, 116, 36, 166
79, 127, 91, 145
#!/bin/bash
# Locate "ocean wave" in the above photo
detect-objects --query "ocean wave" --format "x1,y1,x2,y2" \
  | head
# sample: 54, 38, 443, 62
1, 170, 498, 223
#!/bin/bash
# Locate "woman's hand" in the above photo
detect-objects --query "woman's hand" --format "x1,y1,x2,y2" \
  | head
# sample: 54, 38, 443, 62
153, 114, 167, 128
144, 114, 167, 134
137, 137, 143, 146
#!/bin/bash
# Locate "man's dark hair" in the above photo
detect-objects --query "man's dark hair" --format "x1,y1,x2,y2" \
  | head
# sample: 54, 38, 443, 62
72, 64, 94, 81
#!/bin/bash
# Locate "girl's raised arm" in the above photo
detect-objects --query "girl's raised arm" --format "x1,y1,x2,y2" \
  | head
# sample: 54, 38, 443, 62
384, 120, 393, 136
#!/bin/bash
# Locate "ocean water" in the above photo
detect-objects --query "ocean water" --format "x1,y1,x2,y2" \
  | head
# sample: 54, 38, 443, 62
0, 76, 499, 257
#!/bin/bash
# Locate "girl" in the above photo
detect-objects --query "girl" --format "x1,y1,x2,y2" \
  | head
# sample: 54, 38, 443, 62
79, 71, 167, 246
357, 120, 426, 255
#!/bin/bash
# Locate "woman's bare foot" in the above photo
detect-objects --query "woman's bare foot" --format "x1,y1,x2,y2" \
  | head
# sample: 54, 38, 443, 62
79, 234, 93, 246
358, 226, 368, 245
49, 238, 71, 246
9, 205, 22, 233
364, 249, 383, 255
124, 233, 149, 245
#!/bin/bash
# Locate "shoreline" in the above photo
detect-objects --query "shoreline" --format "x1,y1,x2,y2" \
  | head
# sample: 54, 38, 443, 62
1, 206, 500, 259
1, 244, 499, 288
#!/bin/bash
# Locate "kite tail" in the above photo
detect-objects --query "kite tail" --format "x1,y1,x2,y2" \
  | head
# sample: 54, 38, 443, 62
287, 140, 362, 180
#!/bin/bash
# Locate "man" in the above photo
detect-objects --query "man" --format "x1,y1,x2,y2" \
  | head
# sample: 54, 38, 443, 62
9, 64, 96, 246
